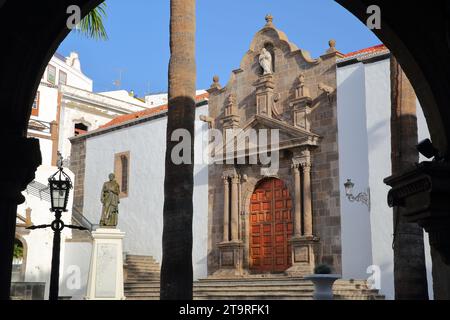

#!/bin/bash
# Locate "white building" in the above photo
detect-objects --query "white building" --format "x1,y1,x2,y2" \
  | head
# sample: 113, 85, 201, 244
336, 45, 433, 299
15, 51, 151, 299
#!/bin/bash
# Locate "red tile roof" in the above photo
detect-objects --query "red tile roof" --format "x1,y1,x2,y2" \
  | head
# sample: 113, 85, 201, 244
101, 92, 209, 129
344, 44, 388, 58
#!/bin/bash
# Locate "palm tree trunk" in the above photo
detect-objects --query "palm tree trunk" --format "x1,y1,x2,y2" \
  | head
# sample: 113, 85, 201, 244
160, 0, 196, 300
390, 56, 429, 300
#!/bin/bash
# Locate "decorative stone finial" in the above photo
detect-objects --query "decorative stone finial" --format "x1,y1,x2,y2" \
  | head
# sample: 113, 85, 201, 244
327, 39, 337, 53
265, 14, 274, 26
210, 75, 221, 90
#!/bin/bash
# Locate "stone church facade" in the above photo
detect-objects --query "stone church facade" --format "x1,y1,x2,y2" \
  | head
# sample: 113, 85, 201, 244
207, 16, 343, 276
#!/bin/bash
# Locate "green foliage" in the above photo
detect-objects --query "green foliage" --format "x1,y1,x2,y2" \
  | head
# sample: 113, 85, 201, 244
13, 243, 24, 259
314, 264, 332, 274
78, 2, 108, 41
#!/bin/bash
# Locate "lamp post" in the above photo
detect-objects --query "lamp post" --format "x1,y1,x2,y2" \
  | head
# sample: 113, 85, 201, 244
343, 179, 370, 210
27, 161, 87, 301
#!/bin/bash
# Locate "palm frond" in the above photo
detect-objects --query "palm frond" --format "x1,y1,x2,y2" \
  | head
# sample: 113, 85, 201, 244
78, 2, 108, 41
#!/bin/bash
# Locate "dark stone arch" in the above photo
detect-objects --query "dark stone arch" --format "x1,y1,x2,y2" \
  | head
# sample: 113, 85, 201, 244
336, 0, 450, 158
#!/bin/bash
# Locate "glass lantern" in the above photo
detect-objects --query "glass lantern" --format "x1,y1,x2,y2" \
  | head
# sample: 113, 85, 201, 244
48, 169, 72, 212
344, 179, 355, 196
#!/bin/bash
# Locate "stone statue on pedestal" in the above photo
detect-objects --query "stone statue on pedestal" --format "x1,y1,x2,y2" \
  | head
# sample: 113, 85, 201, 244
259, 48, 273, 75
100, 173, 120, 228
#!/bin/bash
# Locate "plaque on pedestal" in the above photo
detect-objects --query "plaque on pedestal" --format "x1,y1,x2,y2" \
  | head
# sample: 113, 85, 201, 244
285, 235, 320, 277
212, 241, 245, 277
85, 228, 126, 300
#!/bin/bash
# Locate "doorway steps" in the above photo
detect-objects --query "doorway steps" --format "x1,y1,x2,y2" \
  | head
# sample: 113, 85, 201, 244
124, 255, 384, 300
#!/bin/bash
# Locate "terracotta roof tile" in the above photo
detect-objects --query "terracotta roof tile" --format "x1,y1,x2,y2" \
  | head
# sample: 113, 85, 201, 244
101, 92, 209, 129
344, 44, 388, 58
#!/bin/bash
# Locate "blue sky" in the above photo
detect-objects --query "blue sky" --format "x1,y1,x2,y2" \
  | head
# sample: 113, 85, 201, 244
58, 0, 381, 96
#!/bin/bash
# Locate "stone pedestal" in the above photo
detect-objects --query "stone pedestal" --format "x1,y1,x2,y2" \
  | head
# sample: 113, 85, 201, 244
286, 236, 319, 277
85, 228, 126, 300
254, 75, 275, 117
214, 241, 245, 277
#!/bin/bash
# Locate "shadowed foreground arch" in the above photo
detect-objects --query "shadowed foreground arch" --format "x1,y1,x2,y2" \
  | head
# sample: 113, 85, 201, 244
1, 0, 450, 299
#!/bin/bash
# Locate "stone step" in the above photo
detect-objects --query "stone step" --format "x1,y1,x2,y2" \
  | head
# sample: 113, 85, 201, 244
197, 277, 368, 286
125, 259, 159, 264
126, 255, 157, 262
126, 297, 160, 300
127, 277, 160, 281
126, 263, 158, 268
194, 280, 369, 290
127, 272, 159, 275
193, 295, 383, 301
125, 281, 160, 286
126, 268, 161, 273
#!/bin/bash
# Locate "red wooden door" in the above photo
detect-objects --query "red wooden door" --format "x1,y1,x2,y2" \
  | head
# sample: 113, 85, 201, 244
250, 178, 293, 273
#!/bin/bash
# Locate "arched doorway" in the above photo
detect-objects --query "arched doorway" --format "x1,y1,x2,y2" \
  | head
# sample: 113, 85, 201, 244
249, 178, 293, 273
11, 238, 26, 282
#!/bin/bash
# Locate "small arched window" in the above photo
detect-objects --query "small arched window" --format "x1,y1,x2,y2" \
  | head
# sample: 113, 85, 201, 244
74, 123, 88, 136
114, 151, 130, 198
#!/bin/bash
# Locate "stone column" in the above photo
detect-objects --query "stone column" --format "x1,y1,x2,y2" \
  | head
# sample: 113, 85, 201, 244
302, 162, 313, 237
223, 176, 230, 242
231, 174, 240, 241
292, 164, 302, 237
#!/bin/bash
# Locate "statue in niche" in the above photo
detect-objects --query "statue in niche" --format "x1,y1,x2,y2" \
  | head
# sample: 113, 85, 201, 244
259, 48, 273, 75
100, 173, 120, 228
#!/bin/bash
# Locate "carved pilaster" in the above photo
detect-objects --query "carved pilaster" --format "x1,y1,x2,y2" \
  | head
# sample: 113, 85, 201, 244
302, 160, 313, 237
230, 174, 240, 241
292, 163, 302, 237
222, 94, 240, 135
222, 176, 230, 242
290, 74, 312, 130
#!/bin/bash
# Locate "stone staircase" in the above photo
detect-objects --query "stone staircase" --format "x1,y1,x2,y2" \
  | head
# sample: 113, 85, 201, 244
124, 255, 161, 300
193, 277, 384, 300
124, 255, 384, 300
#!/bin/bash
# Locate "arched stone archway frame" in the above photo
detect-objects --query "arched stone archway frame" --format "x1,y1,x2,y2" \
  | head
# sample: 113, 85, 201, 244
240, 174, 296, 273
12, 234, 28, 283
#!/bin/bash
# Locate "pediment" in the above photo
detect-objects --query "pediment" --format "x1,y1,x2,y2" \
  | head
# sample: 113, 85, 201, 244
214, 115, 321, 162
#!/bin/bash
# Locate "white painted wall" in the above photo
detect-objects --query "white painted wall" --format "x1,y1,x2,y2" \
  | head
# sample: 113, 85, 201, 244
337, 62, 373, 281
337, 57, 434, 300
58, 104, 113, 160
83, 105, 209, 280
42, 53, 93, 91
99, 90, 148, 108
363, 60, 395, 300
32, 85, 58, 124
17, 166, 75, 299
60, 242, 92, 299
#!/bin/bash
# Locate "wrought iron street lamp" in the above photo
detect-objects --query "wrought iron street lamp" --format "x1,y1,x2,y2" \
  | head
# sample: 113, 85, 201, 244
344, 179, 370, 210
27, 159, 87, 301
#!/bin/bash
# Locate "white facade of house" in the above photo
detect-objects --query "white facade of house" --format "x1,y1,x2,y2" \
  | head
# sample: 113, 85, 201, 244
336, 52, 434, 300
144, 90, 207, 107
58, 85, 148, 160
79, 105, 209, 282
